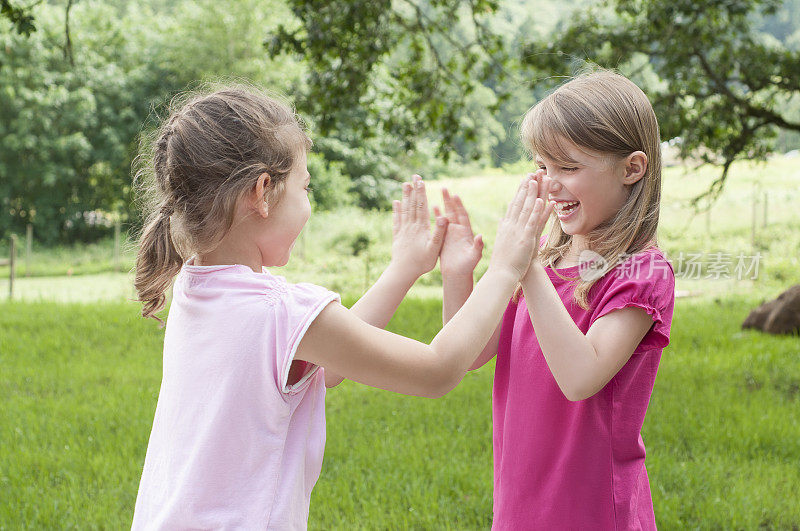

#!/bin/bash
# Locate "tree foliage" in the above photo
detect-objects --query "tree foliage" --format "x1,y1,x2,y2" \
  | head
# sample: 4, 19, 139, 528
269, 0, 512, 166
0, 0, 35, 36
0, 0, 311, 243
0, 5, 154, 242
522, 0, 800, 205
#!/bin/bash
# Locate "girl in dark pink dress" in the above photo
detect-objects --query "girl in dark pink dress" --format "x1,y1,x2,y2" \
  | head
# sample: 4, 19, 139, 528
439, 70, 675, 529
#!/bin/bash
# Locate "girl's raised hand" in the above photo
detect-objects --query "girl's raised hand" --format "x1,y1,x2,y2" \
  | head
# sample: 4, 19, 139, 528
390, 175, 448, 279
434, 189, 483, 278
489, 175, 553, 280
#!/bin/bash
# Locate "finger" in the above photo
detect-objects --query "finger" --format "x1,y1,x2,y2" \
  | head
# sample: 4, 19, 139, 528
539, 175, 552, 202
433, 205, 442, 218
392, 200, 401, 236
442, 187, 454, 216
453, 195, 473, 232
473, 234, 484, 255
524, 197, 546, 240
414, 176, 429, 224
542, 198, 555, 225
409, 177, 420, 223
428, 215, 448, 253
402, 181, 412, 221
518, 179, 538, 223
506, 176, 531, 220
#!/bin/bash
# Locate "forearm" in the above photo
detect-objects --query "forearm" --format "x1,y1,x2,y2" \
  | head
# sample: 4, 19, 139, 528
521, 263, 600, 399
442, 272, 473, 324
325, 263, 417, 389
431, 268, 518, 385
350, 262, 418, 329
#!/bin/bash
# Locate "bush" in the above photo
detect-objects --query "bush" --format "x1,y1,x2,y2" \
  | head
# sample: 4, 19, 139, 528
306, 152, 354, 211
349, 175, 401, 211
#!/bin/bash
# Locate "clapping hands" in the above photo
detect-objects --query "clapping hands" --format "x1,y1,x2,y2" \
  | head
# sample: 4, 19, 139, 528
389, 175, 448, 280
391, 171, 553, 282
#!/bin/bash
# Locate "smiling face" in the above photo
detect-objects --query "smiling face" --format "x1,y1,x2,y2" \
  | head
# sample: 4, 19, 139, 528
536, 141, 630, 240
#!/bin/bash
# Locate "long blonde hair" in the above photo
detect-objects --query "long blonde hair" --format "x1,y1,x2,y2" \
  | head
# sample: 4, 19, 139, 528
133, 84, 311, 321
520, 70, 662, 309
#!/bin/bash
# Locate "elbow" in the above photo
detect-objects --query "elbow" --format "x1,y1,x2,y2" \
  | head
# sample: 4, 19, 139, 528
420, 369, 463, 399
559, 380, 599, 402
562, 388, 589, 402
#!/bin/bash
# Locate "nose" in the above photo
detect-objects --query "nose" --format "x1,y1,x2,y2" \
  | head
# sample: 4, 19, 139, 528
548, 180, 563, 194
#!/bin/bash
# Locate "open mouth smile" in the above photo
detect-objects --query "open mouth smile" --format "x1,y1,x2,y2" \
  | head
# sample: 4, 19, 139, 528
554, 200, 580, 220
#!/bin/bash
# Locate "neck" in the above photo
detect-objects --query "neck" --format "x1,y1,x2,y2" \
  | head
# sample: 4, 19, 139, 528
196, 237, 262, 273
556, 235, 588, 268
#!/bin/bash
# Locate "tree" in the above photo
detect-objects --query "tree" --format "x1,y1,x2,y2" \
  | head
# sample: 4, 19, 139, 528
0, 0, 316, 242
521, 0, 800, 206
269, 1, 512, 173
1, 0, 35, 36
0, 4, 157, 242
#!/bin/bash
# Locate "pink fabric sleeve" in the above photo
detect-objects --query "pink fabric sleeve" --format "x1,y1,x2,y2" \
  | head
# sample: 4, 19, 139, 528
592, 252, 675, 352
277, 282, 340, 394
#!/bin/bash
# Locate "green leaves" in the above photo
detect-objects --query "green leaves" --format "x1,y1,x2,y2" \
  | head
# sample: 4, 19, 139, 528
522, 0, 800, 205
0, 0, 35, 36
270, 0, 513, 167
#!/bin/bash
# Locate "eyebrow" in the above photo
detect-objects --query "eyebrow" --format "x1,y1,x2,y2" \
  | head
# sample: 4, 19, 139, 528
536, 155, 581, 166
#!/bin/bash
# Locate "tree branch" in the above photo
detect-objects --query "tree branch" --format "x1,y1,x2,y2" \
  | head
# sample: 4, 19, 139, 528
694, 48, 800, 132
63, 0, 74, 66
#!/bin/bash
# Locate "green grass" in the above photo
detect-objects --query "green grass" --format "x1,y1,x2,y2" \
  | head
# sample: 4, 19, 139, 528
0, 236, 136, 280
2, 296, 799, 529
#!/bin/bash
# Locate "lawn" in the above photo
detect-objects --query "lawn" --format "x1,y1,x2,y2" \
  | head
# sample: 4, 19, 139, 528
2, 158, 799, 527
2, 296, 799, 529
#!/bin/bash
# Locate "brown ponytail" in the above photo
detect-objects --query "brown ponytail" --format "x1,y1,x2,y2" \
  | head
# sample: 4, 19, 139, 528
133, 83, 311, 321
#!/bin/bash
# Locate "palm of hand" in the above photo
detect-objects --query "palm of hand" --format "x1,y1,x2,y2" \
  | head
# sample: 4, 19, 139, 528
491, 172, 553, 278
440, 221, 480, 275
437, 188, 483, 277
392, 218, 438, 274
390, 177, 447, 278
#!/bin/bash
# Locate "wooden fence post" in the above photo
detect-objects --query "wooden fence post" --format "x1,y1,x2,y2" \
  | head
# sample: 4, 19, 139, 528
25, 223, 32, 276
751, 192, 758, 249
9, 235, 16, 299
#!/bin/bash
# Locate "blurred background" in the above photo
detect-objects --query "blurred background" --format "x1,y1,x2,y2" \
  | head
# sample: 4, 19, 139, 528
1, 0, 799, 528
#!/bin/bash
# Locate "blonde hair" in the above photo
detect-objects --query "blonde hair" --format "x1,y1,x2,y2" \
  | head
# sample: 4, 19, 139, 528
133, 84, 311, 321
519, 70, 662, 309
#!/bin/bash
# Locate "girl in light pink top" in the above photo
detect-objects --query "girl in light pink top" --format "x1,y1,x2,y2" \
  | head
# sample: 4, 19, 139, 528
130, 85, 553, 530
439, 70, 675, 529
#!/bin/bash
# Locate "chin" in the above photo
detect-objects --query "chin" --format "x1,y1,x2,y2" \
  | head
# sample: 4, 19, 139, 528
558, 221, 577, 235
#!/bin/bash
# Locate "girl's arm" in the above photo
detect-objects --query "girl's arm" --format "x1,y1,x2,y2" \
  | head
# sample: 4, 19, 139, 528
437, 188, 500, 370
517, 172, 655, 401
324, 176, 447, 387
300, 176, 550, 397
520, 264, 654, 401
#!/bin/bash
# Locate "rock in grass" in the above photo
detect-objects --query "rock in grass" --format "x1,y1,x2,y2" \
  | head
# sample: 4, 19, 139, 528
742, 285, 800, 335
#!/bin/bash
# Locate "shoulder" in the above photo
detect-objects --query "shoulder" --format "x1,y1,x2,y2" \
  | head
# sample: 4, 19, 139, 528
261, 271, 340, 310
610, 247, 674, 289
592, 247, 675, 310
592, 247, 675, 350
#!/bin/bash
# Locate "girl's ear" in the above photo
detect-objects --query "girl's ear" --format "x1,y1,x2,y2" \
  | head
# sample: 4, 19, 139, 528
622, 151, 648, 185
254, 172, 272, 218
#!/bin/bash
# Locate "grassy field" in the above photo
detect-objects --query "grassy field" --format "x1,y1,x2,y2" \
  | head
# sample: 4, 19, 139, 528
2, 156, 799, 304
2, 296, 799, 529
2, 158, 799, 527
